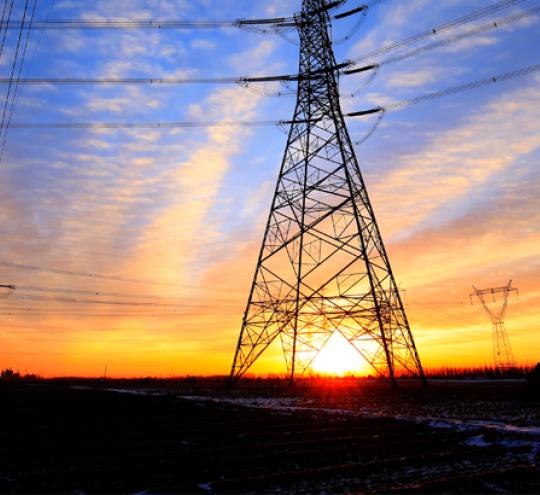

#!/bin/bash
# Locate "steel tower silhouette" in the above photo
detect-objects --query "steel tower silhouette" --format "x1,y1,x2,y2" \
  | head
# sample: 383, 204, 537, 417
230, 0, 425, 385
471, 280, 518, 369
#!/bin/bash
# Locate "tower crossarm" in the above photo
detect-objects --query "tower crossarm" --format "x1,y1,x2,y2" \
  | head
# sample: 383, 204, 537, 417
471, 280, 518, 369
470, 280, 517, 321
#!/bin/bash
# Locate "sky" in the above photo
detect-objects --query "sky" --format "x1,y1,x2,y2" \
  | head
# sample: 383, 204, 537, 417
0, 0, 539, 377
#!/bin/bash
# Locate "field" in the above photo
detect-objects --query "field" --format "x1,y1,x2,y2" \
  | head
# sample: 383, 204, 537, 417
1, 378, 539, 493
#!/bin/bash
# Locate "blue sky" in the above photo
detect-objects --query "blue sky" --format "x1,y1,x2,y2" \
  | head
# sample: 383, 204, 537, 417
0, 0, 539, 376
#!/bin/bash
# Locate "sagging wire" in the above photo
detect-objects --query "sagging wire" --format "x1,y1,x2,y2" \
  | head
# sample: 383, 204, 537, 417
0, 0, 38, 165
0, 62, 352, 86
275, 27, 300, 46
378, 5, 540, 69
241, 79, 297, 98
276, 121, 291, 134
8, 62, 540, 131
0, 259, 180, 287
8, 4, 538, 89
243, 84, 296, 98
0, 284, 15, 299
351, 107, 386, 145
0, 0, 14, 62
343, 63, 380, 98
333, 8, 367, 45
385, 62, 540, 111
341, 4, 540, 100
351, 0, 527, 64
0, 0, 347, 32
348, 60, 540, 144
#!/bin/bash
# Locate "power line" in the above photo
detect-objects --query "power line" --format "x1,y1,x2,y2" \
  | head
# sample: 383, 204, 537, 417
0, 76, 247, 85
0, 0, 540, 92
374, 5, 540, 69
0, 260, 249, 296
0, 260, 182, 287
0, 1, 9, 59
8, 284, 184, 300
8, 2, 540, 88
346, 61, 540, 115
0, 313, 184, 318
7, 3, 536, 89
7, 283, 239, 303
0, 311, 237, 318
0, 0, 37, 164
351, 0, 528, 63
385, 62, 540, 110
0, 0, 13, 61
7, 61, 540, 130
0, 62, 351, 86
0, 1, 7, 36
1, 17, 297, 30
7, 120, 284, 129
10, 293, 196, 308
0, 0, 29, 150
0, 1, 352, 30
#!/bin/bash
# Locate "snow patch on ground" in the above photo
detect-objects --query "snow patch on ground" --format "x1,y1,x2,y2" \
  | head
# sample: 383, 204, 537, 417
196, 482, 213, 493
100, 389, 540, 462
465, 434, 532, 449
178, 395, 540, 461
104, 388, 167, 397
425, 418, 540, 436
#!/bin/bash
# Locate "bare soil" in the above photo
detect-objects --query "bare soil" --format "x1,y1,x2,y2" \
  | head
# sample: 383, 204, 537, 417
1, 379, 538, 493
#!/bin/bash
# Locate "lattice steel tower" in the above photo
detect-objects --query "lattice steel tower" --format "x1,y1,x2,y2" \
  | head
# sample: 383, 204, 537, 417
471, 281, 518, 369
230, 0, 425, 385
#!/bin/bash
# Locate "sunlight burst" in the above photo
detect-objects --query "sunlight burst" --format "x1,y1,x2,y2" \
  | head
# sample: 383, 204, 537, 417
310, 331, 366, 376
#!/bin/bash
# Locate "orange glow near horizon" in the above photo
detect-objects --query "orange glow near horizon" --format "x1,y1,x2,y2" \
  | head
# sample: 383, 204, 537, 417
0, 9, 539, 378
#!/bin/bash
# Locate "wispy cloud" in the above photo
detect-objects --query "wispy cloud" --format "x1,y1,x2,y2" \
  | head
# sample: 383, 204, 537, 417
0, 0, 538, 375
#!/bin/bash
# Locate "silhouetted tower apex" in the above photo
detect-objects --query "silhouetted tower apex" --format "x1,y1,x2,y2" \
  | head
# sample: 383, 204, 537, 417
230, 0, 425, 385
471, 280, 518, 369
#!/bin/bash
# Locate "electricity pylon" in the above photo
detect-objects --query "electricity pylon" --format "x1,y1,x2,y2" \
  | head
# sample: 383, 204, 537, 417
230, 0, 425, 385
470, 280, 518, 369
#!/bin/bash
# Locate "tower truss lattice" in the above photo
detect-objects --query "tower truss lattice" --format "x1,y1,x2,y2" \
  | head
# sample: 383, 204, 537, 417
471, 280, 518, 369
230, 0, 425, 385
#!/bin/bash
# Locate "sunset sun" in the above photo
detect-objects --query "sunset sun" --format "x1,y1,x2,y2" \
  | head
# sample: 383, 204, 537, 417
311, 331, 368, 376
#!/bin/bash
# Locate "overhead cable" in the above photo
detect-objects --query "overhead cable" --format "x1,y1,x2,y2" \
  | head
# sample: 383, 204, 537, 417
10, 4, 540, 88
0, 260, 181, 287
8, 62, 540, 130
9, 284, 182, 300
0, 0, 29, 150
7, 120, 282, 129
3, 17, 296, 30
347, 62, 540, 144
375, 5, 540, 68
341, 5, 540, 99
0, 63, 351, 86
0, 311, 238, 318
384, 62, 540, 110
0, 1, 8, 34
0, 283, 14, 299
0, 0, 37, 164
12, 293, 192, 308
0, 0, 13, 61
335, 5, 368, 19
351, 0, 527, 63
0, 1, 350, 31
8, 283, 239, 302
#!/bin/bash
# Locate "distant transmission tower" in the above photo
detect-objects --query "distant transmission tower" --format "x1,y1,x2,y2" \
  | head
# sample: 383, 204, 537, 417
230, 0, 425, 385
471, 280, 518, 369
